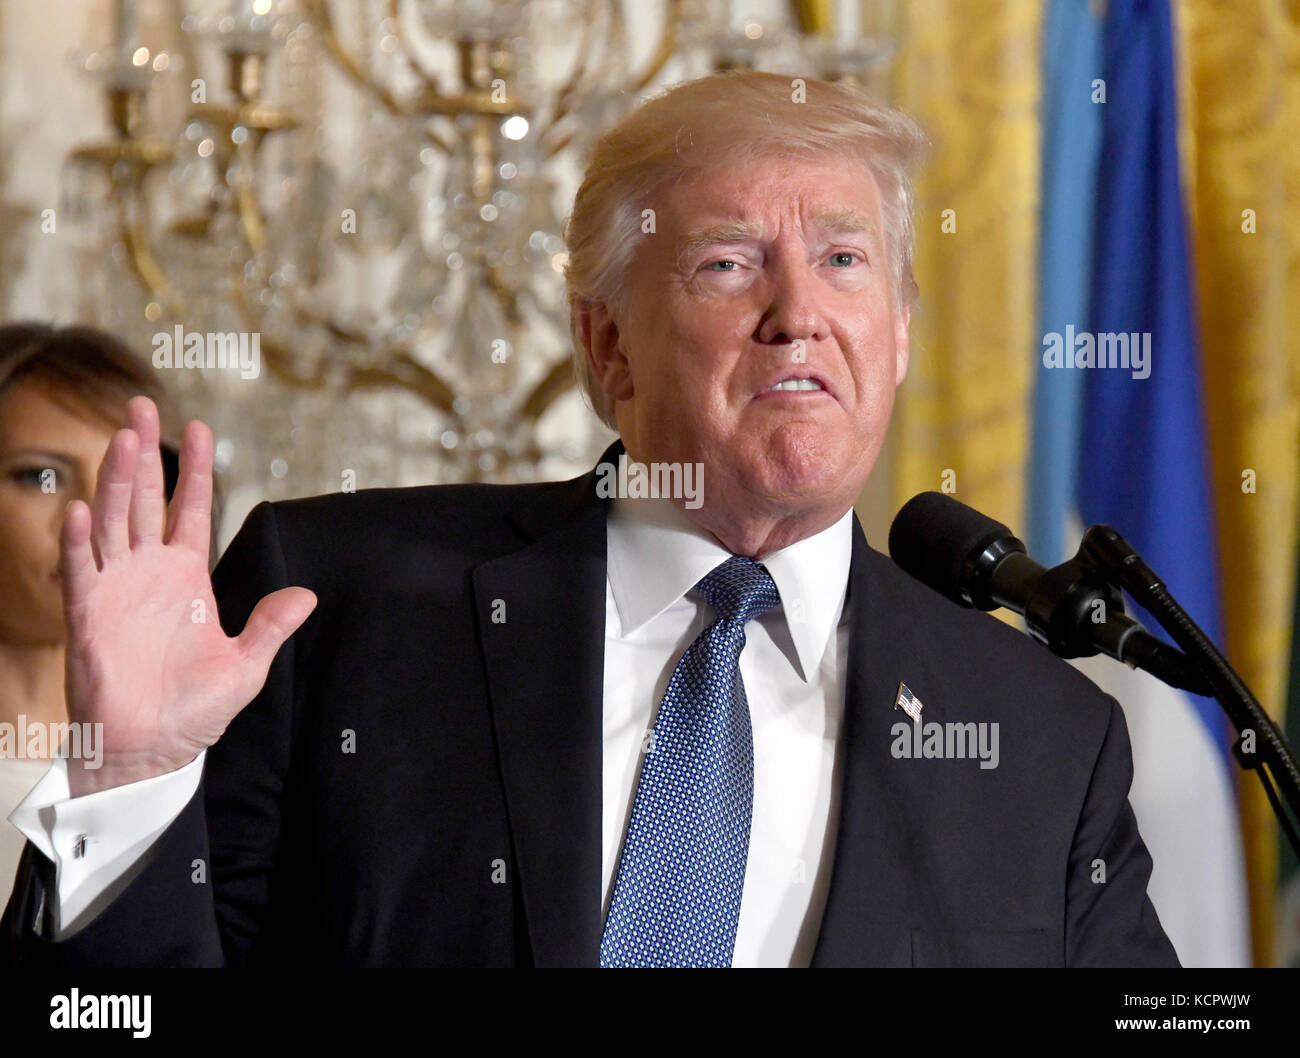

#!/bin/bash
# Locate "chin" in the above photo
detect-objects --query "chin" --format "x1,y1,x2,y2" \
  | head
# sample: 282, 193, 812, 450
739, 454, 852, 512
764, 422, 852, 480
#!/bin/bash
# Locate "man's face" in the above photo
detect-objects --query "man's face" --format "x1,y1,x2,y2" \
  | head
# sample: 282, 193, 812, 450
590, 152, 910, 537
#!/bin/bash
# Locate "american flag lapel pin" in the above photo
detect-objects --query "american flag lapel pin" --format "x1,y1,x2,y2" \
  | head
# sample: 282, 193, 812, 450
894, 681, 924, 724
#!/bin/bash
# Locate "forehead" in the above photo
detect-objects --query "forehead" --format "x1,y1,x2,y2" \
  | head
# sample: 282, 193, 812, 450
0, 377, 119, 452
655, 153, 885, 242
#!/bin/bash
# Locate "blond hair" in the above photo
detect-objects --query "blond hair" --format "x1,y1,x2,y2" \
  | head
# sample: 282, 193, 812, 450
563, 70, 928, 428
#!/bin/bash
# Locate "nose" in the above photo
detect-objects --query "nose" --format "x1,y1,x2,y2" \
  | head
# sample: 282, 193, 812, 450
756, 252, 829, 347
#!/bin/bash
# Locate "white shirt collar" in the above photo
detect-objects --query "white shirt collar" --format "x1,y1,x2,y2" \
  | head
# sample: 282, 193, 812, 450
606, 495, 853, 683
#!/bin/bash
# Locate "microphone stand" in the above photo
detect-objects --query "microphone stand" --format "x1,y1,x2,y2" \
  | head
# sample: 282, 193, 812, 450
1070, 525, 1300, 859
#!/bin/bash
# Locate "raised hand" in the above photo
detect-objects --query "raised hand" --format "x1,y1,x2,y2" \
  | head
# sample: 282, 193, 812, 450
60, 396, 317, 797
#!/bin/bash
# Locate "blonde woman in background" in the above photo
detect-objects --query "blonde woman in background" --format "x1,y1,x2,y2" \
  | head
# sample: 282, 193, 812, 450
0, 323, 183, 905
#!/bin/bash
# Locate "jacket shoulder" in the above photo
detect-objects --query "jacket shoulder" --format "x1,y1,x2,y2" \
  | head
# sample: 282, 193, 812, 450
232, 474, 594, 567
861, 544, 1116, 729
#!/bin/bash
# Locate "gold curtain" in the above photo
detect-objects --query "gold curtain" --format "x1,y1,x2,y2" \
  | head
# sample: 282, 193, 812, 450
887, 0, 1043, 535
1176, 0, 1300, 968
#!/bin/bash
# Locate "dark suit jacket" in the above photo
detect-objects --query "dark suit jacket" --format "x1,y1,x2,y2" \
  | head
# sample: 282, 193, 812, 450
3, 447, 1179, 967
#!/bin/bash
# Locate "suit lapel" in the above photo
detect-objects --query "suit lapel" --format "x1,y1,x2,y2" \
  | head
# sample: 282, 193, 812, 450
810, 516, 946, 966
471, 446, 617, 967
475, 462, 944, 967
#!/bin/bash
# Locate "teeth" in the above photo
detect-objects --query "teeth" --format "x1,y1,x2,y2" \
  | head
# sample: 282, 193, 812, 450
767, 378, 824, 392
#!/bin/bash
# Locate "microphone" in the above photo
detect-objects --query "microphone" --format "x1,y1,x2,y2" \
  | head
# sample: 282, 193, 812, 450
888, 492, 1211, 695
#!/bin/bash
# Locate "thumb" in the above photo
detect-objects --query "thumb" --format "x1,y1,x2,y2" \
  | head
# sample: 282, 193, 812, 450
237, 587, 318, 677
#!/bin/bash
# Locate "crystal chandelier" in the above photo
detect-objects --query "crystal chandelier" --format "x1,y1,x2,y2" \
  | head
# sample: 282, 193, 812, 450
63, 0, 897, 500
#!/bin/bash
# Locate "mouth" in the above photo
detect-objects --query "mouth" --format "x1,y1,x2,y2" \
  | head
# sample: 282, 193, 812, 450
754, 372, 836, 402
766, 378, 824, 392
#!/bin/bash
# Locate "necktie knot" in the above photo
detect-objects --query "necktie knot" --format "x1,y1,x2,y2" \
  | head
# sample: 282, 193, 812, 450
695, 556, 780, 627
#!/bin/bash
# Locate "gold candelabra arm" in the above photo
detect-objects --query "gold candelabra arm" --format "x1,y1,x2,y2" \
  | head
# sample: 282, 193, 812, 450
790, 0, 837, 37
188, 100, 298, 259
347, 350, 459, 414
70, 138, 184, 316
519, 357, 577, 423
228, 274, 460, 416
383, 0, 450, 108
125, 207, 184, 315
232, 153, 268, 257
535, 0, 603, 144
539, 0, 681, 158
625, 0, 682, 94
483, 261, 524, 330
302, 0, 455, 154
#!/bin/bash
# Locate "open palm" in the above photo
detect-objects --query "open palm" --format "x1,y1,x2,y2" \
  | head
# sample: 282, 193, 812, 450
61, 397, 316, 797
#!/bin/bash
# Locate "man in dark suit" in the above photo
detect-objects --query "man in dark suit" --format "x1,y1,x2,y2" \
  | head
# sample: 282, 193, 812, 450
3, 70, 1178, 966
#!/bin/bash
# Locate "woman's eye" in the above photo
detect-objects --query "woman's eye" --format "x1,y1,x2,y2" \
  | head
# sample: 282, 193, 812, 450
828, 252, 858, 267
11, 468, 57, 488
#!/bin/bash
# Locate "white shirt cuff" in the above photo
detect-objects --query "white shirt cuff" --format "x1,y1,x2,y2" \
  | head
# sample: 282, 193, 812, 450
6, 750, 205, 939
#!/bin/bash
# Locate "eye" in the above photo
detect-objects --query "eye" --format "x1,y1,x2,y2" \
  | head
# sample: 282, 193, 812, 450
828, 252, 859, 267
10, 467, 58, 488
704, 259, 740, 272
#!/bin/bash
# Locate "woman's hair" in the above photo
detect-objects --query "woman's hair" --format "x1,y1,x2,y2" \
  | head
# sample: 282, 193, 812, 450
563, 70, 929, 428
0, 322, 182, 498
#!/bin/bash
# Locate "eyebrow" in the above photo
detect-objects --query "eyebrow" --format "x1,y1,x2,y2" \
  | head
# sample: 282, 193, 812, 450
810, 207, 879, 238
675, 208, 883, 266
675, 222, 762, 266
0, 449, 76, 467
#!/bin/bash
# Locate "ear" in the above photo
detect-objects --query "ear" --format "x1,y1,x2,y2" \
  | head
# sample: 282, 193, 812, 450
893, 304, 911, 386
577, 298, 635, 403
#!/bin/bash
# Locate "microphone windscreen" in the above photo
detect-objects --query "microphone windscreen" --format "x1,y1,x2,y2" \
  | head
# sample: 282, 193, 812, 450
888, 491, 1014, 604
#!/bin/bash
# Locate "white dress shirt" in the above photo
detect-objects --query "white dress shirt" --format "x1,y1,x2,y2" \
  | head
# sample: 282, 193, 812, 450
10, 496, 854, 963
603, 497, 852, 966
9, 750, 204, 937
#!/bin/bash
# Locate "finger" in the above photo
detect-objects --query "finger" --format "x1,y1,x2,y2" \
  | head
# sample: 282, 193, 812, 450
59, 500, 98, 621
90, 429, 139, 564
164, 419, 215, 561
126, 396, 166, 546
236, 587, 318, 685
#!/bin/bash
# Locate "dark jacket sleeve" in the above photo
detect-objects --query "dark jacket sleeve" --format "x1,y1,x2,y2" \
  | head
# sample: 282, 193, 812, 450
1064, 695, 1181, 967
2, 502, 300, 967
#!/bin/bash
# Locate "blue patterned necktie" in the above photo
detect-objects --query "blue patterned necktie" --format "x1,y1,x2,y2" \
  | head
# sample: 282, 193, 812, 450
600, 555, 781, 967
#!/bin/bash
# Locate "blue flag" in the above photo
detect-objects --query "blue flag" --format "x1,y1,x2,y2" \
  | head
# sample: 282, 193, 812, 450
1029, 0, 1250, 965
1079, 0, 1229, 755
